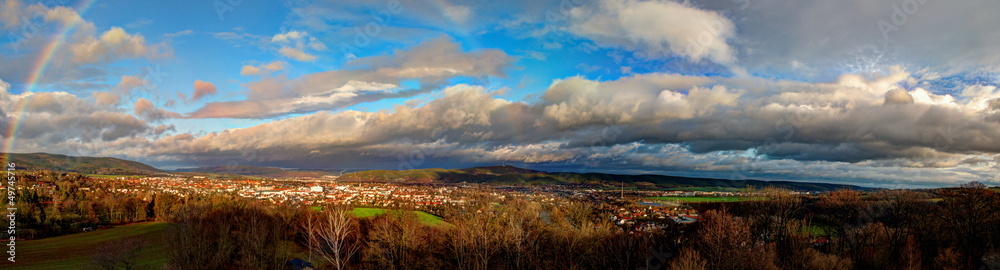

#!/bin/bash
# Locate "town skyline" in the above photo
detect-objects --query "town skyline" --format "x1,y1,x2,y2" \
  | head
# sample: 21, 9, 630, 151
2, 0, 1000, 188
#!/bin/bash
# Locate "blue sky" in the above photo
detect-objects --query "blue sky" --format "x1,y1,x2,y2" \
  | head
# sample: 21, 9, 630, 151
2, 0, 1000, 188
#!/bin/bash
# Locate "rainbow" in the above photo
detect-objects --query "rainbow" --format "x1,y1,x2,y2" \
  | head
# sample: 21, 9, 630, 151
4, 0, 98, 163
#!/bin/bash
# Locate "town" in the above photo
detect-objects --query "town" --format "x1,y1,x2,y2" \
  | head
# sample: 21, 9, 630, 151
5, 171, 755, 233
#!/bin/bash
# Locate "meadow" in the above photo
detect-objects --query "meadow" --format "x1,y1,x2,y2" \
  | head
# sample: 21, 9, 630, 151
8, 222, 169, 270
348, 207, 449, 226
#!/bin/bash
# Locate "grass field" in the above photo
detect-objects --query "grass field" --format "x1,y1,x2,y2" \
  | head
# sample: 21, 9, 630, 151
645, 196, 761, 203
349, 208, 449, 226
8, 222, 169, 270
802, 225, 828, 236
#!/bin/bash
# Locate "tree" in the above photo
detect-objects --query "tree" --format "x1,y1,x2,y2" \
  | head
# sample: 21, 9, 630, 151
938, 183, 1000, 268
669, 247, 707, 270
302, 209, 361, 270
696, 209, 779, 270
91, 236, 146, 270
364, 211, 443, 269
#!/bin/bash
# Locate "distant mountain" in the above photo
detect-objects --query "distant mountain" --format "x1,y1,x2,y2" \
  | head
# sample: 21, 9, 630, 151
0, 152, 164, 175
175, 165, 284, 175
0, 153, 874, 191
338, 165, 876, 191
174, 165, 333, 178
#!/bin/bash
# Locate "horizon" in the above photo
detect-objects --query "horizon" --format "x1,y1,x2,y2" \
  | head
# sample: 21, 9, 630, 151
0, 151, 940, 189
2, 0, 1000, 189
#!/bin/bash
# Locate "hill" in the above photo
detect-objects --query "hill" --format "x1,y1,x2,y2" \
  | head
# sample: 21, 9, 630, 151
338, 165, 875, 192
174, 165, 285, 175
174, 165, 333, 178
0, 152, 872, 191
0, 152, 164, 175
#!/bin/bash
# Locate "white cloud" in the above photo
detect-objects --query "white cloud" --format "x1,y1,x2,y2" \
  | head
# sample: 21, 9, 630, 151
278, 47, 317, 62
0, 0, 171, 88
188, 36, 513, 119
68, 27, 169, 64
271, 30, 326, 62
443, 5, 472, 24
567, 0, 737, 66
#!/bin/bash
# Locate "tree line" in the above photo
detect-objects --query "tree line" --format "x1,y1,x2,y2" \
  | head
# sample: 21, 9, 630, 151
152, 183, 1000, 269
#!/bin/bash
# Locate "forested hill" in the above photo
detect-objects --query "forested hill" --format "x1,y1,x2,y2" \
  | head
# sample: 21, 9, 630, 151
337, 166, 876, 191
0, 152, 164, 175
174, 165, 332, 178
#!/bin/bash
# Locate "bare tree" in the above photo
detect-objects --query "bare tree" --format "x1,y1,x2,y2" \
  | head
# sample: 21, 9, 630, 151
366, 212, 437, 269
91, 236, 146, 270
669, 247, 706, 270
696, 209, 779, 270
303, 210, 361, 270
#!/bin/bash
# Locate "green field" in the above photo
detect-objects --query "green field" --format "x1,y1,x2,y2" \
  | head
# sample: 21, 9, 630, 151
645, 196, 761, 203
349, 208, 448, 226
802, 225, 828, 236
9, 222, 169, 270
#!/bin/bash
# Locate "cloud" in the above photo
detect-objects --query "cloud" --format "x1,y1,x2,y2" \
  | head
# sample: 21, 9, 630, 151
187, 36, 514, 119
191, 80, 217, 101
442, 5, 472, 24
348, 36, 513, 80
0, 0, 172, 88
697, 0, 1000, 78
133, 98, 180, 122
68, 27, 169, 64
93, 91, 120, 107
240, 61, 286, 76
0, 0, 24, 30
272, 30, 326, 62
239, 66, 260, 76
8, 61, 1000, 187
114, 75, 148, 94
7, 0, 1000, 188
278, 47, 317, 62
566, 0, 737, 66
884, 88, 914, 105
0, 79, 169, 155
139, 66, 1000, 186
164, 29, 193, 38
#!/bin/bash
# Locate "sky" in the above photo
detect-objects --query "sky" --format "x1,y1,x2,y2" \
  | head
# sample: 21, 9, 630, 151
1, 0, 1000, 188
